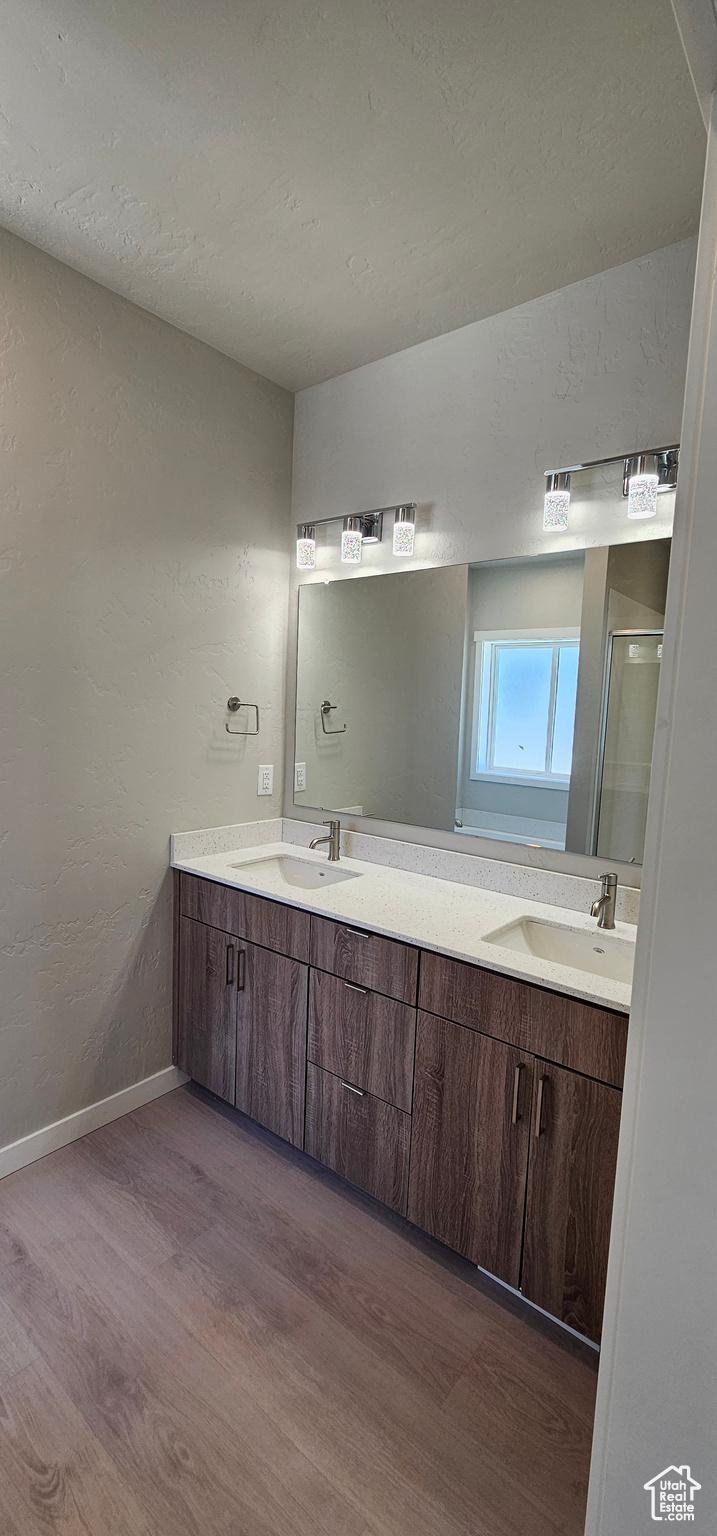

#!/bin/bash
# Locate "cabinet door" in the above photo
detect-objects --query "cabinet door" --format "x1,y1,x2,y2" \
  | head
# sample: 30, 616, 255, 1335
522, 1065, 621, 1342
235, 941, 308, 1147
407, 1011, 533, 1286
177, 917, 237, 1102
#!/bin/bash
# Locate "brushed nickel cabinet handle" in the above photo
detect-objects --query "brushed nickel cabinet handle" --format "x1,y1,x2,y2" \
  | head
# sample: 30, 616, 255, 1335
341, 1081, 365, 1096
237, 950, 246, 992
344, 981, 368, 994
511, 1063, 524, 1124
226, 945, 235, 986
535, 1075, 548, 1138
344, 927, 371, 939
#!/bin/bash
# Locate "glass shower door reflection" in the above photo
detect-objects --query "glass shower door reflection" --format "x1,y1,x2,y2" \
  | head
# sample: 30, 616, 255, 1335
595, 632, 663, 864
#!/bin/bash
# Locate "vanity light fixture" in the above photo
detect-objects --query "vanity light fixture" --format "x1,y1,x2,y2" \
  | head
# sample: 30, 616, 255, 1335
393, 504, 416, 556
341, 515, 363, 564
296, 524, 316, 570
543, 472, 571, 530
542, 446, 679, 529
295, 503, 417, 568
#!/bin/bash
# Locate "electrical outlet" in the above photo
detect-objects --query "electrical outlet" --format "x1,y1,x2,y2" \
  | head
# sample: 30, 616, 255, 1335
257, 764, 273, 796
294, 761, 306, 793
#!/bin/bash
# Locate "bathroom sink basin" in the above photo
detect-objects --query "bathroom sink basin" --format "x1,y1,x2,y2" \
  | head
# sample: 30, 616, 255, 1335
230, 855, 360, 890
484, 917, 635, 984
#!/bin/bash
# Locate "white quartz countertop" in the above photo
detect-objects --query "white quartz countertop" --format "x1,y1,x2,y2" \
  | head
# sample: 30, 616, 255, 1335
171, 839, 633, 1014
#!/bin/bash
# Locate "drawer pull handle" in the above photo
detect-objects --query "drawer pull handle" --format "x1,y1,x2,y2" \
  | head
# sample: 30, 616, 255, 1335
511, 1062, 524, 1124
237, 950, 246, 992
344, 982, 368, 994
344, 927, 371, 939
226, 945, 235, 986
535, 1075, 548, 1138
341, 1081, 365, 1096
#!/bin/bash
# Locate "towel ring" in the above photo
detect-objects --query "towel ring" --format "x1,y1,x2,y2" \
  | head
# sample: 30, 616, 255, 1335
226, 697, 260, 735
321, 700, 347, 735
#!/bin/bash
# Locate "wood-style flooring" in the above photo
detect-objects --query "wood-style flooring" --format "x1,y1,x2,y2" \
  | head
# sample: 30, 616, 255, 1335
0, 1084, 598, 1536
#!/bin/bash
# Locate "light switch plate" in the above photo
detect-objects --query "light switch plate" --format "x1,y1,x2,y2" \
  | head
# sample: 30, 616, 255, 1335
257, 764, 273, 796
294, 761, 306, 792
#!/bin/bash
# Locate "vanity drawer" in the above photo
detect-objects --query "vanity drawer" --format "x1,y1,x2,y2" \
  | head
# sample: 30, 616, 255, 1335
180, 873, 310, 962
308, 970, 416, 1112
310, 915, 418, 1004
305, 1063, 411, 1215
526, 987, 627, 1089
419, 950, 627, 1088
419, 951, 528, 1048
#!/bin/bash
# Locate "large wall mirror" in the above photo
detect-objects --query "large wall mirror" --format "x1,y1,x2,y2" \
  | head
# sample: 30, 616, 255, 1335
294, 537, 671, 865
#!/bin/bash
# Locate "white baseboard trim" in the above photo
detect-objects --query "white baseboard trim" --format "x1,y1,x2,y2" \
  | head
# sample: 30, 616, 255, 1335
0, 1065, 189, 1181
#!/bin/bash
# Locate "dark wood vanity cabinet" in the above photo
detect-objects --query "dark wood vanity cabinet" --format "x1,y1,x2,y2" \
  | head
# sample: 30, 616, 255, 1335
177, 915, 237, 1101
175, 876, 308, 1148
235, 941, 308, 1147
174, 870, 628, 1342
408, 1012, 533, 1286
304, 930, 417, 1208
410, 959, 626, 1341
407, 1004, 623, 1338
521, 1064, 622, 1342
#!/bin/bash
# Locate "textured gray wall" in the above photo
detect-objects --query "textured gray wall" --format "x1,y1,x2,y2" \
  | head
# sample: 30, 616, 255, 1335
0, 228, 293, 1147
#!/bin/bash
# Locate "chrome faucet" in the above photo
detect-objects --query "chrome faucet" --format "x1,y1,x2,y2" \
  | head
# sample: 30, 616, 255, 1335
309, 819, 341, 861
591, 872, 617, 930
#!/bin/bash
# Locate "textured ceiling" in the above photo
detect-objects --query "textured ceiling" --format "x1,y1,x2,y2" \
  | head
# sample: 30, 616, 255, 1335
0, 0, 705, 391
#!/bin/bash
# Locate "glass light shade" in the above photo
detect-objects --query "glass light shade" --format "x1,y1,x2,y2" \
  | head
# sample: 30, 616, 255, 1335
393, 507, 415, 556
542, 471, 570, 530
543, 489, 570, 530
627, 473, 658, 519
341, 526, 362, 564
296, 535, 316, 570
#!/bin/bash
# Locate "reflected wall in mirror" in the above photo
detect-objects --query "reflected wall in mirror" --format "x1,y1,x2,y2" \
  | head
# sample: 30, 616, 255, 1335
295, 565, 468, 831
295, 537, 670, 865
